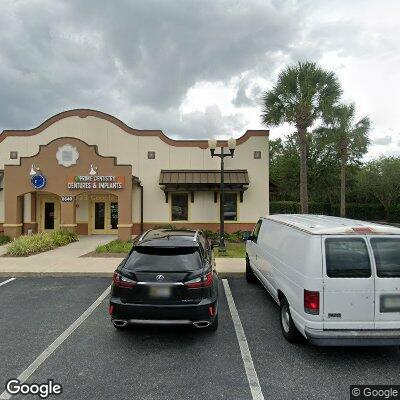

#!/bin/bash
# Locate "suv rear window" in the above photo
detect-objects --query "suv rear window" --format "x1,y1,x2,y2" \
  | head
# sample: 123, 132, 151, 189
371, 238, 400, 278
325, 238, 371, 278
123, 246, 202, 272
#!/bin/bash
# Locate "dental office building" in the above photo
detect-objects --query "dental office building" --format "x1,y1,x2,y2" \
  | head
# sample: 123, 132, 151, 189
0, 109, 269, 240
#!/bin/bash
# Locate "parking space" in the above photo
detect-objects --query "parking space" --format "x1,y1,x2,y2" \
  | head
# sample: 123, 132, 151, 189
1, 277, 399, 400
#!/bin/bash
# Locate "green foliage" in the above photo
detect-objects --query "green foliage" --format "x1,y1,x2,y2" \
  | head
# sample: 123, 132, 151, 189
96, 240, 133, 253
203, 230, 246, 243
261, 61, 342, 129
0, 235, 11, 245
357, 157, 400, 217
270, 201, 386, 221
152, 224, 177, 230
214, 242, 246, 258
7, 230, 78, 257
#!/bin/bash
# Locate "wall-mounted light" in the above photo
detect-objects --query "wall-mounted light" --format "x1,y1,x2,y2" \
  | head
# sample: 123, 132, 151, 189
89, 164, 98, 175
29, 164, 40, 176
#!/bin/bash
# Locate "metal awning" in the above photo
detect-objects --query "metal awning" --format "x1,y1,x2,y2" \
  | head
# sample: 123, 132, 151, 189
159, 169, 249, 192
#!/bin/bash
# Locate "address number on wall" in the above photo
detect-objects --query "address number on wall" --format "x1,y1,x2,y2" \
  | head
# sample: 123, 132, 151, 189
61, 196, 73, 202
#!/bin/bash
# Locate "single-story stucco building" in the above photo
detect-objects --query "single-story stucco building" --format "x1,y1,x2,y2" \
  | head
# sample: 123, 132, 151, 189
0, 109, 269, 240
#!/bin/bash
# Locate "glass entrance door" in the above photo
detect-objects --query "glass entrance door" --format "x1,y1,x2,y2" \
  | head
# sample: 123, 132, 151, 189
44, 202, 55, 230
40, 195, 60, 232
94, 202, 105, 230
110, 202, 118, 230
90, 196, 118, 234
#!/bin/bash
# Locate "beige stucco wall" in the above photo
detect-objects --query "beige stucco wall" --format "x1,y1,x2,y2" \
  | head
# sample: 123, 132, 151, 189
0, 115, 269, 225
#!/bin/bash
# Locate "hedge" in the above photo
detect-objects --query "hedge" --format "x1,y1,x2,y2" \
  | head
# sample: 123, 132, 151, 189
270, 201, 389, 222
6, 230, 78, 257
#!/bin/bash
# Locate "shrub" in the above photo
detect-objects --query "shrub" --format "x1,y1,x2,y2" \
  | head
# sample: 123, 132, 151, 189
96, 240, 133, 253
0, 235, 11, 245
270, 201, 300, 214
388, 205, 400, 222
6, 230, 78, 257
270, 201, 387, 221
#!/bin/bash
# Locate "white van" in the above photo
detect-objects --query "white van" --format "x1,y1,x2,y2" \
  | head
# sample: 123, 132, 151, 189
245, 214, 400, 346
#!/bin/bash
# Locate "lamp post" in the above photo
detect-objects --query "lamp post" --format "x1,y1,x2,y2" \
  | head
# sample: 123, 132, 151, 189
208, 137, 237, 253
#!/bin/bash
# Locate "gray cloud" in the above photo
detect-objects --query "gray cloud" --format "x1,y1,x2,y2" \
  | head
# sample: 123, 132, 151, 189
0, 0, 305, 133
127, 105, 247, 139
373, 135, 392, 146
0, 0, 397, 148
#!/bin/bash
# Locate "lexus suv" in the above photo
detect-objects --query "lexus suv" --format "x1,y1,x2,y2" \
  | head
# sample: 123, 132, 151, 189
109, 229, 219, 331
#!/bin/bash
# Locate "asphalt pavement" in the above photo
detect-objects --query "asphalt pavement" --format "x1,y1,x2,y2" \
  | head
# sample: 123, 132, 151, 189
0, 276, 399, 400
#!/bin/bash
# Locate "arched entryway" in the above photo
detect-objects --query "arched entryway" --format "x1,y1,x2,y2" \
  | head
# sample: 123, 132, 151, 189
3, 137, 133, 240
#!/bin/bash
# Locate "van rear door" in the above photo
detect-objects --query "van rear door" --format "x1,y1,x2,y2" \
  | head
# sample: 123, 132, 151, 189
322, 236, 375, 329
370, 236, 400, 329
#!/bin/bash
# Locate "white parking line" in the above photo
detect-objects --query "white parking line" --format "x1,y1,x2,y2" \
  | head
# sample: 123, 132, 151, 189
222, 279, 264, 400
0, 285, 111, 400
0, 278, 16, 288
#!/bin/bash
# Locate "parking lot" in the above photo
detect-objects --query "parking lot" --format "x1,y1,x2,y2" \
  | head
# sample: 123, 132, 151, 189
1, 276, 399, 400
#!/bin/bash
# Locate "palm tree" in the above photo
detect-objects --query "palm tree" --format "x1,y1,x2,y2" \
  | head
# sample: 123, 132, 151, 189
317, 103, 370, 217
261, 61, 342, 213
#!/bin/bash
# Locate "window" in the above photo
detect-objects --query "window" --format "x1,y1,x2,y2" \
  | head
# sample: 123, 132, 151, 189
223, 193, 237, 221
124, 247, 202, 272
254, 151, 261, 159
10, 151, 18, 159
325, 238, 371, 278
252, 220, 262, 242
147, 151, 156, 159
371, 238, 400, 278
171, 193, 188, 221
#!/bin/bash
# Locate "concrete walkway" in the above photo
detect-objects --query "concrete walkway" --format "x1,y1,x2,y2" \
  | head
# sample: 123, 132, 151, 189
0, 235, 245, 277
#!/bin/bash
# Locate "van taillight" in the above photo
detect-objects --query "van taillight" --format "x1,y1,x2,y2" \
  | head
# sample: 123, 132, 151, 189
304, 290, 319, 315
184, 272, 213, 289
112, 272, 137, 288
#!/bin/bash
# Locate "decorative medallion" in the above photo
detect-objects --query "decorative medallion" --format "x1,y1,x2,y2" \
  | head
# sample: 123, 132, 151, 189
56, 144, 79, 167
31, 174, 47, 190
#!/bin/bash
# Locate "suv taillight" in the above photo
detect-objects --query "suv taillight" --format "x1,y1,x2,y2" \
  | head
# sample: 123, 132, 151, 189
112, 272, 137, 288
304, 290, 319, 315
184, 272, 213, 289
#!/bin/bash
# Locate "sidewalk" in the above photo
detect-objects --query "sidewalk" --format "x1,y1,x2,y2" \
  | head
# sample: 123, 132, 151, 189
0, 236, 245, 277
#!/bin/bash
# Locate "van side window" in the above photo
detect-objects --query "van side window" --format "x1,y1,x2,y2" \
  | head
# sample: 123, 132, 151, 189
325, 238, 371, 278
371, 238, 400, 278
252, 220, 262, 242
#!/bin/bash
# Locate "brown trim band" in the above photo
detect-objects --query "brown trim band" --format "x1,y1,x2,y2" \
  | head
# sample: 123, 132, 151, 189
0, 109, 269, 149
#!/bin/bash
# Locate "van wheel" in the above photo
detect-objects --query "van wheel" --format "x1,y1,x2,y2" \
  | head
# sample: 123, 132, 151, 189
246, 256, 257, 283
280, 298, 300, 342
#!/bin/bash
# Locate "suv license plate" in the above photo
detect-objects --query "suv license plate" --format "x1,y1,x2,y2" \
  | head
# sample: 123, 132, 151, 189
380, 295, 400, 312
149, 286, 171, 298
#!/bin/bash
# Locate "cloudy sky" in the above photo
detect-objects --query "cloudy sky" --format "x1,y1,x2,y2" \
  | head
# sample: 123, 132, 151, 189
0, 0, 399, 158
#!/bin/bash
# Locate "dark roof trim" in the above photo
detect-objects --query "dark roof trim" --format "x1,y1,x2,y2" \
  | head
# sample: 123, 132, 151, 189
0, 109, 269, 149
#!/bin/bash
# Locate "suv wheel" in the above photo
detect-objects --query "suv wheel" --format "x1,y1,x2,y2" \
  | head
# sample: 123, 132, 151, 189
280, 297, 300, 342
246, 256, 257, 283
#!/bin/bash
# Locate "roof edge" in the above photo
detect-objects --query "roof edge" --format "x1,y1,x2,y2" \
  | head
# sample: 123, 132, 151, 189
0, 109, 269, 149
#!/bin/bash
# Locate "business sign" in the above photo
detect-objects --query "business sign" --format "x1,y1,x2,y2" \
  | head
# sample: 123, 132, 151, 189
31, 174, 47, 190
67, 175, 125, 190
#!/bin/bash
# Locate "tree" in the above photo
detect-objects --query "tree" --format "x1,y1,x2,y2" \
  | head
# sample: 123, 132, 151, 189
357, 157, 400, 218
315, 103, 370, 217
261, 61, 342, 213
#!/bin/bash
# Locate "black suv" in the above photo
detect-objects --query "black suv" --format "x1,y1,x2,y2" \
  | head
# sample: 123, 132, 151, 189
109, 229, 219, 331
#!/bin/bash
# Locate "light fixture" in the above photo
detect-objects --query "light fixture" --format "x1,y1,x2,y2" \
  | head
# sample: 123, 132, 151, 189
89, 164, 98, 175
208, 138, 217, 157
29, 164, 37, 176
228, 137, 236, 150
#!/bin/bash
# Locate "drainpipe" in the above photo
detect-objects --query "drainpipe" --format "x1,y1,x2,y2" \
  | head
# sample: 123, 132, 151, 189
139, 183, 143, 235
